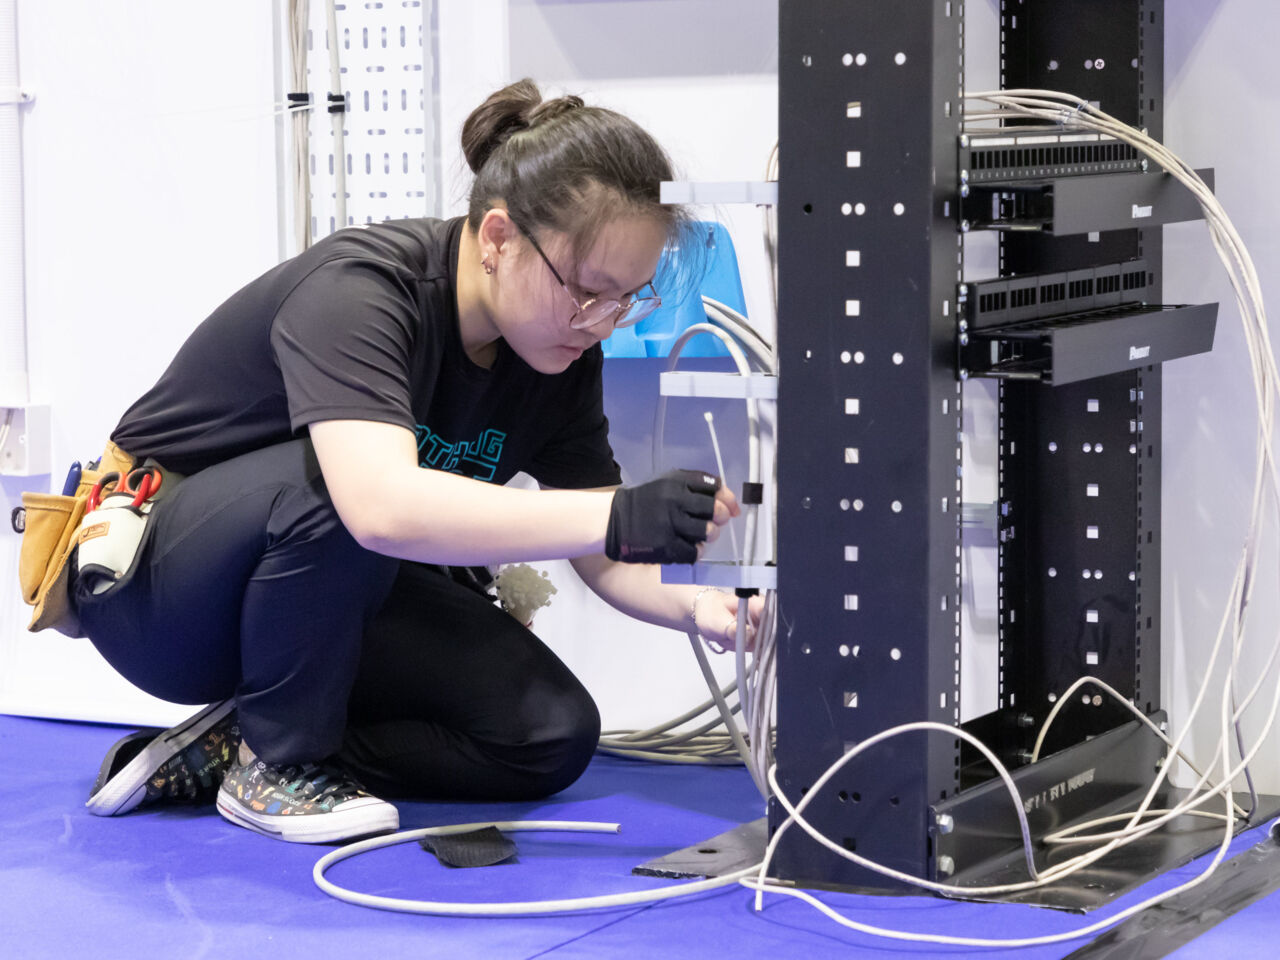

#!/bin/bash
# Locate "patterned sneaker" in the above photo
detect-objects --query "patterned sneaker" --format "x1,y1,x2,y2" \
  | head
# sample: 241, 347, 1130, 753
216, 758, 399, 844
86, 700, 239, 816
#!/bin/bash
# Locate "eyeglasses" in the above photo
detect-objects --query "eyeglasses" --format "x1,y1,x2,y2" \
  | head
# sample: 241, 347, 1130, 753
516, 223, 662, 331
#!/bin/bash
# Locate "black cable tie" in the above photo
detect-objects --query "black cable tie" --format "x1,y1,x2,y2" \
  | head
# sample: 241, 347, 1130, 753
735, 587, 759, 598
286, 92, 311, 110
327, 92, 347, 114
741, 482, 764, 506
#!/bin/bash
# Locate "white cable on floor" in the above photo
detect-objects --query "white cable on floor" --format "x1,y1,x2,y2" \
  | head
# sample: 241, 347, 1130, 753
313, 820, 758, 915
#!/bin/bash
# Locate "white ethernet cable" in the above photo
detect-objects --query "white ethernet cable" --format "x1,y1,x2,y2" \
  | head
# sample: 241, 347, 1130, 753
599, 304, 779, 787
594, 305, 777, 777
743, 648, 1263, 947
655, 319, 772, 732
959, 89, 1277, 846
314, 820, 758, 915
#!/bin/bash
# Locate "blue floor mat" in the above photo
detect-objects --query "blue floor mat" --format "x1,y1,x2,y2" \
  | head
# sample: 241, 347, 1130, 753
1, 713, 1276, 959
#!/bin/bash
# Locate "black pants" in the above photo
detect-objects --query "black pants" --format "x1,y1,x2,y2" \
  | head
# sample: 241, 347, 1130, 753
75, 439, 600, 802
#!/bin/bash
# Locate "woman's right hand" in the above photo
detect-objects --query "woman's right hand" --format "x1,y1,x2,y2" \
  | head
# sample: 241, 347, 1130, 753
604, 469, 738, 564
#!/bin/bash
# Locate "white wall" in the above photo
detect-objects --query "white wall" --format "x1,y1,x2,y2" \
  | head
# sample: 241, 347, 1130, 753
0, 1, 281, 724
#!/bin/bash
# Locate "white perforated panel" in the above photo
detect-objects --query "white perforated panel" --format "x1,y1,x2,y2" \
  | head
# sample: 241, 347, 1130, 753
307, 0, 430, 239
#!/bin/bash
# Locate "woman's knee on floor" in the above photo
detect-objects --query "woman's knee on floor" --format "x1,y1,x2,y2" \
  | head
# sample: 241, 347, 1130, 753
481, 679, 602, 799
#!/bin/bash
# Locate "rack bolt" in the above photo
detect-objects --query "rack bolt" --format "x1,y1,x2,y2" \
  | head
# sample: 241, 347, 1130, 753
959, 333, 969, 346
959, 284, 969, 296
960, 184, 970, 198
1016, 713, 1036, 728
937, 855, 956, 877
1141, 159, 1149, 172
960, 169, 969, 182
959, 368, 969, 381
960, 134, 970, 148
936, 814, 955, 835
958, 319, 968, 332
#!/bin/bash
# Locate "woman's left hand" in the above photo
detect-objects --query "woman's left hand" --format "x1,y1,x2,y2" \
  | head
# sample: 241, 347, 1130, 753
694, 589, 766, 652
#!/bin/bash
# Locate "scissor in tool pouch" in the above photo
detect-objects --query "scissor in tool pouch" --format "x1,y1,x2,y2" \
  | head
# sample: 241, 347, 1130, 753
74, 466, 164, 596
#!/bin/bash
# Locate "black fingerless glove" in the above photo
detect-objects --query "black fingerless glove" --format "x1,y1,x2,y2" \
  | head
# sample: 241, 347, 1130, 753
605, 469, 721, 564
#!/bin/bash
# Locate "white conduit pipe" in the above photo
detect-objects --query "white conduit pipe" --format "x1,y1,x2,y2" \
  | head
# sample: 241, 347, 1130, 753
324, 0, 347, 230
0, 0, 29, 404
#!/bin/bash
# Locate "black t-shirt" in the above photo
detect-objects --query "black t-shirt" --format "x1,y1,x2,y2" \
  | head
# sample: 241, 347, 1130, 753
112, 217, 622, 489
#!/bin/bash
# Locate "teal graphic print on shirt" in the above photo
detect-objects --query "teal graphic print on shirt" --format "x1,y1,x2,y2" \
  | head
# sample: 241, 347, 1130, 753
415, 425, 506, 481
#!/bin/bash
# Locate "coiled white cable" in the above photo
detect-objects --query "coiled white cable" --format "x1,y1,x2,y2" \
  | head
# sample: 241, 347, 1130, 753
313, 820, 757, 915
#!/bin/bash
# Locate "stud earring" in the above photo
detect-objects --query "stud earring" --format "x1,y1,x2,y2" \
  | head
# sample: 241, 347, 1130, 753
482, 257, 495, 275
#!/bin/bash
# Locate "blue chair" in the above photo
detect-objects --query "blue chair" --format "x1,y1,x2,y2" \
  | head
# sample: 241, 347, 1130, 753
602, 221, 747, 359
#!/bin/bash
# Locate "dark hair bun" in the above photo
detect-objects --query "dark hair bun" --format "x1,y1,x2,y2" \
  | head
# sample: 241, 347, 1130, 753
528, 94, 585, 127
461, 79, 585, 174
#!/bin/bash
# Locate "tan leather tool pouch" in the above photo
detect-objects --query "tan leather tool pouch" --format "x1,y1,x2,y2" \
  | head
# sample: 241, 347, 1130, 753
18, 440, 136, 637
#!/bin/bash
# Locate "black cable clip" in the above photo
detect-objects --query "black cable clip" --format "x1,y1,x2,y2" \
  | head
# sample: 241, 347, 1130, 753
286, 92, 312, 111
327, 92, 347, 114
740, 482, 764, 506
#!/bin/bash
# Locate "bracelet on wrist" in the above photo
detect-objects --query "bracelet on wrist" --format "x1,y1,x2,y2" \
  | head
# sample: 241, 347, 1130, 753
691, 586, 729, 652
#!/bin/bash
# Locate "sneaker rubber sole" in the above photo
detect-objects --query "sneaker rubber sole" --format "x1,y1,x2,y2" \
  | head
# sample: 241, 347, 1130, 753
85, 700, 236, 816
215, 791, 399, 844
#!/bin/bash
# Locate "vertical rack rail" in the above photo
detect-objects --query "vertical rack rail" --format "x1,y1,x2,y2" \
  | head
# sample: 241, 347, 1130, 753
772, 0, 966, 889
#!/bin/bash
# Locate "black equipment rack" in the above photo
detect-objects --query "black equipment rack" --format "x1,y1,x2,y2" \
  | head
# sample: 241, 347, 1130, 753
766, 0, 1275, 910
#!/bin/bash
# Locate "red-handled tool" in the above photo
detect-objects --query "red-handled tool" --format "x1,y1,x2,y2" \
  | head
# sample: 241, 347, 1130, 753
86, 467, 162, 513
